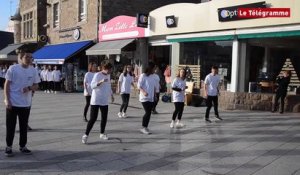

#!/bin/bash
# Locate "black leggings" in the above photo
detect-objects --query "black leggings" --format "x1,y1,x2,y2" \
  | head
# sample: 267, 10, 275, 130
141, 102, 154, 128
120, 94, 130, 113
85, 105, 108, 135
6, 107, 31, 147
172, 102, 184, 121
274, 92, 287, 112
83, 96, 91, 118
205, 96, 219, 119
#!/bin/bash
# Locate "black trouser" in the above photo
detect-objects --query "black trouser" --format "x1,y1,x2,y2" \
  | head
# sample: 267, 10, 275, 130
83, 96, 91, 118
6, 107, 31, 147
152, 93, 160, 111
274, 91, 287, 112
54, 81, 61, 91
85, 105, 108, 135
41, 81, 46, 91
0, 77, 5, 89
47, 81, 54, 91
172, 102, 185, 121
205, 96, 219, 119
141, 102, 154, 128
120, 94, 130, 113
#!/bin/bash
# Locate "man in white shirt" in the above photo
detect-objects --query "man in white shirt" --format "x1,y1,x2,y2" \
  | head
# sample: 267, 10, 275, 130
4, 51, 40, 157
52, 65, 62, 94
204, 66, 223, 123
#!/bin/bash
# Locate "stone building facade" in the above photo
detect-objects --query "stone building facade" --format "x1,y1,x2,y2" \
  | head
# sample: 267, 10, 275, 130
46, 0, 203, 44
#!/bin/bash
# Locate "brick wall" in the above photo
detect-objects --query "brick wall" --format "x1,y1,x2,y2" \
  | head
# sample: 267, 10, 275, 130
20, 0, 37, 43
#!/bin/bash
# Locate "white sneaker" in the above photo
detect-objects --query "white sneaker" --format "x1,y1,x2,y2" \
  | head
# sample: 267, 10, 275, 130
118, 112, 122, 118
122, 112, 127, 118
170, 121, 175, 128
82, 134, 88, 144
176, 122, 185, 128
54, 91, 57, 94
100, 133, 109, 140
47, 90, 50, 93
140, 128, 151, 135
44, 90, 47, 93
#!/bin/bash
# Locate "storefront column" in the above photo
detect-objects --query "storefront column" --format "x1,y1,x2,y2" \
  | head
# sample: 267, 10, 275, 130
237, 41, 248, 92
230, 38, 239, 92
136, 38, 148, 72
262, 46, 270, 73
171, 42, 180, 81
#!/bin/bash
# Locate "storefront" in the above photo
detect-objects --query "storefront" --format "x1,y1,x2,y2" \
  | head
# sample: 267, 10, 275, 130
86, 15, 148, 88
32, 40, 94, 92
149, 0, 300, 112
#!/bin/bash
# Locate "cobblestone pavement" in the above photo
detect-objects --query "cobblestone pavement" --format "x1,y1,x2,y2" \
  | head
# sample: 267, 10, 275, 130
0, 91, 299, 175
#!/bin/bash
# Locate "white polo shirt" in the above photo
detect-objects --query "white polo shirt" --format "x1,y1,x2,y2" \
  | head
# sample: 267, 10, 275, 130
204, 73, 221, 96
137, 73, 156, 102
90, 72, 112, 106
46, 70, 54, 81
5, 64, 40, 107
52, 70, 61, 82
172, 77, 186, 102
118, 73, 134, 94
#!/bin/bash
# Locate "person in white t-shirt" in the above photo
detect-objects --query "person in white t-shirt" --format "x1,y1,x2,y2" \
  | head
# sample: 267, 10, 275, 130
204, 66, 223, 123
46, 66, 54, 93
83, 62, 97, 122
82, 62, 114, 144
170, 68, 187, 128
117, 65, 135, 118
3, 52, 40, 157
137, 62, 157, 135
52, 65, 62, 94
40, 65, 47, 92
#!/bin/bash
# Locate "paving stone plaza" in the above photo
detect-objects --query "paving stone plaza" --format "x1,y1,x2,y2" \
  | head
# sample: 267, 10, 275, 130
0, 91, 300, 175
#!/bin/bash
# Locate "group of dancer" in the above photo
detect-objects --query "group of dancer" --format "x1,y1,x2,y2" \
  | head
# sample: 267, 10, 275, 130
81, 62, 223, 143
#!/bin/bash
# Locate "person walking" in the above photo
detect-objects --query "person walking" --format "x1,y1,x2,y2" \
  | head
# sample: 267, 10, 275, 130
272, 70, 291, 114
152, 66, 161, 114
52, 66, 62, 94
138, 62, 157, 135
170, 68, 187, 128
117, 65, 135, 118
204, 65, 223, 123
3, 52, 40, 157
83, 62, 97, 122
82, 62, 114, 144
164, 65, 171, 93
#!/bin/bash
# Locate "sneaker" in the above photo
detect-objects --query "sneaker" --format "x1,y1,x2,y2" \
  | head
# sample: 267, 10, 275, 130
205, 118, 212, 123
5, 147, 14, 157
54, 91, 57, 94
170, 121, 175, 128
19, 147, 32, 155
215, 115, 223, 120
152, 110, 158, 114
118, 112, 123, 118
44, 90, 47, 93
140, 128, 151, 135
176, 122, 185, 128
122, 112, 127, 118
82, 134, 88, 144
100, 133, 109, 140
47, 90, 50, 93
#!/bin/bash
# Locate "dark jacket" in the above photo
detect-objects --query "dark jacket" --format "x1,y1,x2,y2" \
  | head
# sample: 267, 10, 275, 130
276, 76, 290, 93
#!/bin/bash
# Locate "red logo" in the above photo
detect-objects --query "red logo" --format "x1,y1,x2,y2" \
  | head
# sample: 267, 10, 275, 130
238, 8, 290, 18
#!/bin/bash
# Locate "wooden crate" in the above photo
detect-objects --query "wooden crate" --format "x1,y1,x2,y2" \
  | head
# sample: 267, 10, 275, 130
177, 65, 201, 88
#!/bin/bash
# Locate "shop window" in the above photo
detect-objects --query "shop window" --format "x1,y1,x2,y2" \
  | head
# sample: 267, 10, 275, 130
79, 0, 87, 22
53, 3, 59, 28
23, 12, 33, 39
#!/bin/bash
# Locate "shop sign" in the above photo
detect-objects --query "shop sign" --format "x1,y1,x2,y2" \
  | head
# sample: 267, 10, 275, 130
218, 1, 266, 22
99, 16, 145, 41
136, 13, 149, 28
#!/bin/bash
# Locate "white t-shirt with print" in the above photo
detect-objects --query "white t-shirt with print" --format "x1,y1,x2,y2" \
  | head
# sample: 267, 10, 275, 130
52, 70, 61, 82
137, 73, 156, 102
118, 73, 134, 94
172, 78, 186, 102
84, 72, 95, 96
204, 73, 221, 96
90, 72, 112, 106
5, 64, 41, 107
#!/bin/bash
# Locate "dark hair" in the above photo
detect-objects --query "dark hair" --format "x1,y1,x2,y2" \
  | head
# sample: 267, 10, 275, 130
212, 65, 218, 70
123, 65, 133, 77
88, 62, 97, 72
176, 68, 186, 80
102, 62, 113, 70
144, 62, 155, 76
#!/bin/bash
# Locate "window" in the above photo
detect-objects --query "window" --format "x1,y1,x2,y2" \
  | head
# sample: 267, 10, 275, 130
79, 0, 87, 21
23, 12, 33, 39
53, 3, 59, 28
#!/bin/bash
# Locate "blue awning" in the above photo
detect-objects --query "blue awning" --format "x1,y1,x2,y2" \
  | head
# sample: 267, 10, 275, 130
33, 40, 93, 64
